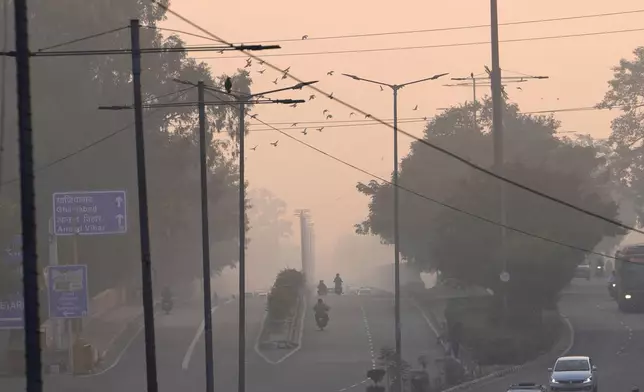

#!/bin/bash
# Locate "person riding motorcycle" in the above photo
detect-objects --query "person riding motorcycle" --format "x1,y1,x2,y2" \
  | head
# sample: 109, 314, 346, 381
317, 280, 328, 296
161, 286, 174, 314
314, 298, 330, 327
608, 271, 617, 299
333, 273, 343, 294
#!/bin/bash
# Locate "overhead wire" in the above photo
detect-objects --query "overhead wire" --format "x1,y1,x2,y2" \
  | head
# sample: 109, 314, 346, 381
37, 26, 129, 52
152, 0, 644, 236
0, 87, 195, 186
206, 9, 644, 44
240, 101, 625, 262
194, 27, 644, 60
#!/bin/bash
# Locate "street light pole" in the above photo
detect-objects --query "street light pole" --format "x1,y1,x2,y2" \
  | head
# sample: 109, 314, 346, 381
238, 99, 246, 392
343, 72, 448, 389
197, 81, 215, 392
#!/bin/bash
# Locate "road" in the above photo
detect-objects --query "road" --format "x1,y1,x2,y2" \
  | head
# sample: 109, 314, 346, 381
469, 278, 644, 392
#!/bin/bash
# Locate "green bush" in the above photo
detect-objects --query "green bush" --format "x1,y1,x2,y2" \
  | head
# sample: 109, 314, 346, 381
267, 268, 304, 321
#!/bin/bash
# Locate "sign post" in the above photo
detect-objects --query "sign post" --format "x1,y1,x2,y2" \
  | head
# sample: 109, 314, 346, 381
47, 264, 89, 374
52, 191, 127, 236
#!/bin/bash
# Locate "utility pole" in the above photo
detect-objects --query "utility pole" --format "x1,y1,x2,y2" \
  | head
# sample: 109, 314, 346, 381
198, 81, 215, 392
238, 99, 246, 392
130, 19, 159, 392
295, 209, 311, 283
489, 0, 510, 318
343, 72, 448, 384
13, 0, 42, 390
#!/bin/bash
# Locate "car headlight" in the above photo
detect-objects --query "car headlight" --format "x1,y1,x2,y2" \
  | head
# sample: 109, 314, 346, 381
612, 283, 616, 287
584, 377, 592, 383
551, 379, 558, 384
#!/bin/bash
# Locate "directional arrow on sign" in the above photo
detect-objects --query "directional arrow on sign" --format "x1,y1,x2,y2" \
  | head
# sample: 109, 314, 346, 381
116, 214, 124, 226
115, 196, 123, 208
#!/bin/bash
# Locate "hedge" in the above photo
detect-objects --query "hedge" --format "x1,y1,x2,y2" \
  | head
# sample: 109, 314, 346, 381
266, 268, 304, 321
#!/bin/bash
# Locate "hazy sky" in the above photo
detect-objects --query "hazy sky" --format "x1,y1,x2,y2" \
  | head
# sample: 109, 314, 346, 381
162, 0, 644, 253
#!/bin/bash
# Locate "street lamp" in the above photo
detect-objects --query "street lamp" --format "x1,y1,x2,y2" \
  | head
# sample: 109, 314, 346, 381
174, 78, 317, 392
342, 71, 448, 377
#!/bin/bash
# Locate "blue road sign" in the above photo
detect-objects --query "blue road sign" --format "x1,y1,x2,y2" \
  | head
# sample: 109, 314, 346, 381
0, 293, 23, 329
47, 265, 89, 319
53, 190, 127, 236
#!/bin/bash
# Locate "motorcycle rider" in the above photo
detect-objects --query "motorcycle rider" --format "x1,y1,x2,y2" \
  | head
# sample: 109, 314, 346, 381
333, 273, 343, 294
608, 270, 617, 299
314, 298, 330, 326
317, 280, 328, 295
161, 286, 173, 313
608, 270, 616, 284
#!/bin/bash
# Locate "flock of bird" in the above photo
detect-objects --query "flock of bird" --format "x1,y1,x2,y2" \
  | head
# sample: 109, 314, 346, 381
241, 56, 421, 151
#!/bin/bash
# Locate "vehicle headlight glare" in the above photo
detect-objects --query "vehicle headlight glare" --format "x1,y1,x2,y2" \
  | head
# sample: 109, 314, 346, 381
584, 377, 592, 383
625, 294, 632, 299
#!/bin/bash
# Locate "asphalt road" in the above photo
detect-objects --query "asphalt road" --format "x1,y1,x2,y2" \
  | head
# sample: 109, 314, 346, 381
469, 278, 644, 392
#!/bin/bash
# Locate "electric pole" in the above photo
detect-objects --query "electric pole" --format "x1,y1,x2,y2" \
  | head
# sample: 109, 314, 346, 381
130, 19, 159, 392
13, 0, 42, 391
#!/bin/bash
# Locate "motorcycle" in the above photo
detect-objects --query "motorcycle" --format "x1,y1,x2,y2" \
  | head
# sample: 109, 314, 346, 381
315, 313, 329, 330
161, 298, 173, 314
595, 264, 605, 278
334, 284, 343, 295
608, 282, 617, 300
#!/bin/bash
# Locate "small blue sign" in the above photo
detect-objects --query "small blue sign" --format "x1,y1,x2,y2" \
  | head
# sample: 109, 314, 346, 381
47, 265, 89, 319
4, 235, 22, 265
0, 293, 23, 329
53, 190, 127, 236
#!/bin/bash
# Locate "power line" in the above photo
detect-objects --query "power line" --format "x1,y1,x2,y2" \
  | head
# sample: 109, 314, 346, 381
250, 114, 623, 262
153, 0, 644, 236
205, 9, 644, 45
194, 27, 644, 60
0, 87, 194, 186
37, 26, 129, 52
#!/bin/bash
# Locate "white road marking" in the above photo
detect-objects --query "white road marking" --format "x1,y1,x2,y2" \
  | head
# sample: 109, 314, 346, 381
181, 299, 232, 370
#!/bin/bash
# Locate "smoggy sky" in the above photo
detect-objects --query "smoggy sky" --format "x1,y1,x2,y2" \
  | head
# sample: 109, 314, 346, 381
162, 0, 644, 252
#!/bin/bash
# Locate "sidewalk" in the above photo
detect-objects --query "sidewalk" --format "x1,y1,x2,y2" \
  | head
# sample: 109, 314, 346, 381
80, 304, 144, 362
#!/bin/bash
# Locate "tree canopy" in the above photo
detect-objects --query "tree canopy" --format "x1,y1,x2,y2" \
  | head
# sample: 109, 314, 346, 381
0, 0, 251, 294
598, 46, 644, 225
357, 99, 624, 308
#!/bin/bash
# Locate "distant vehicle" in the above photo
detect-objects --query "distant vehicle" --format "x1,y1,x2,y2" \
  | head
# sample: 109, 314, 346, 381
255, 289, 269, 297
506, 382, 546, 392
574, 263, 591, 280
357, 287, 372, 296
548, 356, 597, 392
615, 244, 644, 312
244, 292, 254, 298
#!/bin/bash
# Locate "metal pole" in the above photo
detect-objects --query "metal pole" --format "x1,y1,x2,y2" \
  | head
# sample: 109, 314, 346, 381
238, 101, 246, 392
471, 72, 477, 128
198, 82, 215, 392
48, 218, 63, 350
393, 86, 402, 391
130, 19, 159, 392
14, 0, 42, 389
489, 1, 508, 314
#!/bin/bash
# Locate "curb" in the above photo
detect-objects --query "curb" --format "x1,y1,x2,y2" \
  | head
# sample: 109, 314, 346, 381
439, 312, 574, 392
254, 293, 306, 365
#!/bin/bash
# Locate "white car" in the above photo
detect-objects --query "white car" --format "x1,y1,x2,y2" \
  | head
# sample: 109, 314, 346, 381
548, 356, 597, 392
357, 287, 372, 295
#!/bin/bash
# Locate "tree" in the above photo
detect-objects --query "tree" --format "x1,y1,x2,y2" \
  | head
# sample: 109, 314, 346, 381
0, 0, 252, 293
357, 99, 624, 308
598, 46, 644, 225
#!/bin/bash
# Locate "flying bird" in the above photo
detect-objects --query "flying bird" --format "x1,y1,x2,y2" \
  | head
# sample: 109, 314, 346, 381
224, 77, 232, 94
291, 123, 298, 127
244, 58, 252, 68
327, 71, 334, 76
349, 112, 355, 117
290, 103, 298, 108
309, 94, 316, 100
257, 69, 266, 74
302, 35, 309, 40
323, 109, 330, 115
251, 145, 258, 151
302, 128, 308, 135
272, 78, 278, 85
218, 50, 224, 54
281, 73, 288, 80
328, 92, 334, 99
326, 114, 333, 119
413, 105, 418, 111
259, 60, 265, 65
250, 114, 258, 119
316, 127, 324, 132
380, 85, 384, 91
270, 140, 279, 147
284, 66, 291, 73
365, 114, 372, 119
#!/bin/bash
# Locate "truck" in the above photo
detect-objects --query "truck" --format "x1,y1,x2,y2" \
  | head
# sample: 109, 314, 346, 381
615, 243, 644, 312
